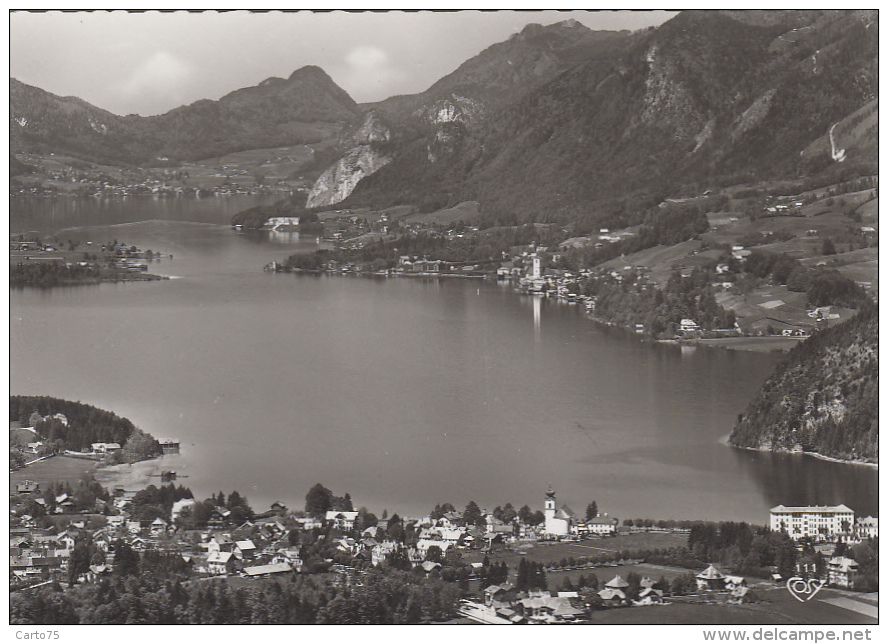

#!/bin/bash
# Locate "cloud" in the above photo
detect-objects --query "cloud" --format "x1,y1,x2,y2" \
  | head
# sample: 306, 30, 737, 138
345, 45, 390, 71
118, 51, 192, 113
339, 45, 410, 103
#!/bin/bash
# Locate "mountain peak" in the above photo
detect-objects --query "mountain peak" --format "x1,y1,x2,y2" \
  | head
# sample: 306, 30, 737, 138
514, 19, 591, 39
288, 65, 333, 82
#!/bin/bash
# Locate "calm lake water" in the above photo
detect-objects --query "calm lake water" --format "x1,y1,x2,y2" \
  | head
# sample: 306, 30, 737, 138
10, 197, 878, 522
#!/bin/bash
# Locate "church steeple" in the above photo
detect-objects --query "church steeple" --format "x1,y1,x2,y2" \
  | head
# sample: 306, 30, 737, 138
544, 485, 556, 513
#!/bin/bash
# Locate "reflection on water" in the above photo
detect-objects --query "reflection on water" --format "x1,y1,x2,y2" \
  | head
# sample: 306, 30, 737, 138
730, 448, 878, 517
9, 212, 879, 522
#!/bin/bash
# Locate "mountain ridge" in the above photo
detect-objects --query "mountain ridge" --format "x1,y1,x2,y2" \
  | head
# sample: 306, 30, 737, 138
10, 64, 360, 164
10, 11, 878, 218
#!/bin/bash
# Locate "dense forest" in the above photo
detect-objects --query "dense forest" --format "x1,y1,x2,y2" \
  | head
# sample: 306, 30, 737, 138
9, 568, 459, 625
729, 302, 878, 461
9, 395, 162, 458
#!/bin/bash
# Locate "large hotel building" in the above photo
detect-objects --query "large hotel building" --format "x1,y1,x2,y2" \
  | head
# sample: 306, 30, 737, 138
769, 504, 855, 539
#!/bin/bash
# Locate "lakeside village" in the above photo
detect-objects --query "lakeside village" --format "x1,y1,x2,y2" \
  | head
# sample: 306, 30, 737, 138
10, 455, 879, 625
9, 236, 170, 285
11, 152, 298, 199
263, 191, 871, 343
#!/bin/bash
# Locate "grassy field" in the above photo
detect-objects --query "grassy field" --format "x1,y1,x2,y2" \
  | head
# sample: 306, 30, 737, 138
10, 455, 98, 489
540, 562, 697, 592
690, 337, 802, 352
796, 247, 879, 300
188, 140, 339, 189
10, 454, 169, 493
403, 201, 481, 226
462, 532, 688, 570
575, 586, 876, 625
599, 240, 704, 288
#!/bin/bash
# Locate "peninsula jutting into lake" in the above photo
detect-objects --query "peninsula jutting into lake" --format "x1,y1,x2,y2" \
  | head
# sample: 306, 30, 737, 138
10, 9, 878, 629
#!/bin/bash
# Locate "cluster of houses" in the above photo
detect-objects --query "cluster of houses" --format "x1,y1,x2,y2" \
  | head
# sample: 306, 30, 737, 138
461, 566, 753, 624
8, 485, 623, 589
10, 480, 878, 607
770, 504, 878, 590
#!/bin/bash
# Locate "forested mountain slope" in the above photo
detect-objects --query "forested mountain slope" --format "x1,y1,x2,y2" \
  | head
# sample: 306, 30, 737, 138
729, 303, 878, 463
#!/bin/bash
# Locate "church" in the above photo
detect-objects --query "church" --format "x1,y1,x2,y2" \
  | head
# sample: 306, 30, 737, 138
543, 486, 576, 536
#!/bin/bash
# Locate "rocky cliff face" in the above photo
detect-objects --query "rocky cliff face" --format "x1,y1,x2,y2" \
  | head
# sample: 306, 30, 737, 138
306, 112, 392, 208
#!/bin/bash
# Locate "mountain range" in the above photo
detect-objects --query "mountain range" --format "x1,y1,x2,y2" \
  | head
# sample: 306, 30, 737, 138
10, 10, 878, 224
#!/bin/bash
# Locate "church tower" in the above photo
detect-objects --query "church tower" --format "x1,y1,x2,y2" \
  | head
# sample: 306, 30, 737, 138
544, 485, 556, 522
532, 255, 542, 280
544, 484, 570, 536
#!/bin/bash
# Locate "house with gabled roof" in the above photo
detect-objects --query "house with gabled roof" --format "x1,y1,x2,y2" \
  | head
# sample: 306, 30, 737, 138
206, 551, 237, 575
636, 587, 665, 605
270, 549, 303, 572
209, 506, 232, 527
234, 539, 256, 560
598, 587, 627, 607
325, 510, 359, 531
696, 564, 726, 591
517, 591, 583, 623
207, 534, 234, 553
416, 539, 450, 560
438, 512, 462, 529
827, 556, 858, 589
150, 517, 168, 536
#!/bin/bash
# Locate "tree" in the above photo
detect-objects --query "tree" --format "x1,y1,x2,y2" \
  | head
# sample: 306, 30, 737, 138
586, 501, 598, 521
500, 503, 517, 524
356, 507, 377, 532
516, 558, 530, 590
305, 483, 333, 518
430, 503, 455, 520
518, 505, 534, 525
821, 237, 837, 256
425, 546, 443, 564
10, 450, 26, 470
123, 429, 161, 463
463, 501, 483, 527
68, 542, 92, 587
112, 540, 140, 577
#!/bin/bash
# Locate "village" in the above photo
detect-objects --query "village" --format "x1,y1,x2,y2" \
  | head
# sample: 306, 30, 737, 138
8, 471, 879, 624
10, 151, 302, 199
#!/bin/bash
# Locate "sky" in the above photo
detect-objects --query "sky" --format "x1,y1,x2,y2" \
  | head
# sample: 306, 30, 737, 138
10, 10, 676, 116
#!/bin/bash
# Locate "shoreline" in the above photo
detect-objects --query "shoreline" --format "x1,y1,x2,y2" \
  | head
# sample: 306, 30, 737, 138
719, 433, 878, 468
10, 274, 169, 287
93, 457, 166, 491
271, 267, 488, 280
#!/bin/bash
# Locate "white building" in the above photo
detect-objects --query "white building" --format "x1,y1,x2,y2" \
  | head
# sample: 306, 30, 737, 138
543, 486, 572, 536
827, 557, 859, 589
325, 511, 359, 531
585, 516, 618, 536
91, 442, 122, 454
770, 504, 855, 540
855, 516, 878, 540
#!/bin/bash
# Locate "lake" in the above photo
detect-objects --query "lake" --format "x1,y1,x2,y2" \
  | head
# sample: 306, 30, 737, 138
9, 196, 878, 522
